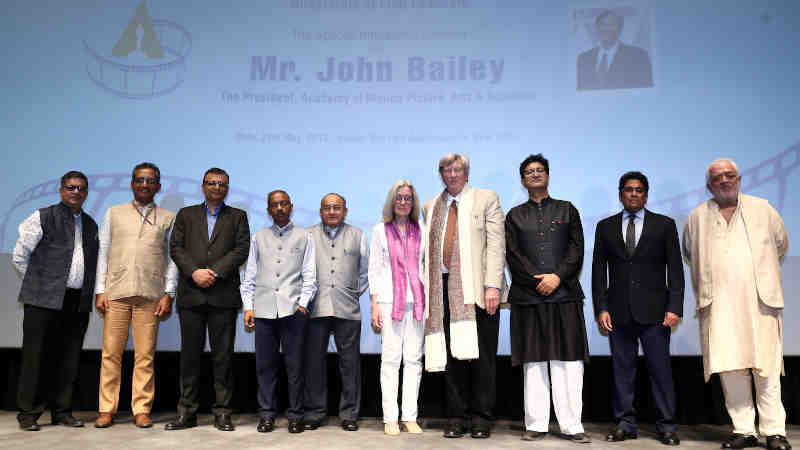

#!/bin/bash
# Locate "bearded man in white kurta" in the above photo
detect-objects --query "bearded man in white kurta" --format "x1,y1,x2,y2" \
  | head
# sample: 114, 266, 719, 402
683, 158, 790, 450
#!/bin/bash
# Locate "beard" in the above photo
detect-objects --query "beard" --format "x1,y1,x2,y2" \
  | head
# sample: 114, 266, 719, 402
711, 186, 739, 206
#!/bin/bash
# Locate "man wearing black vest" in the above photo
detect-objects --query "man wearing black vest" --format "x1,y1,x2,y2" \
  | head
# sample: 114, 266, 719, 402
12, 170, 99, 431
166, 168, 250, 431
592, 171, 683, 446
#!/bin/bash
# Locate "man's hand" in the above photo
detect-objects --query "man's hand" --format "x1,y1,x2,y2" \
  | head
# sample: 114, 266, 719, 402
371, 301, 383, 330
597, 311, 613, 333
244, 309, 255, 328
484, 287, 501, 315
154, 294, 173, 317
95, 293, 109, 314
297, 306, 308, 315
191, 269, 217, 288
534, 273, 561, 296
663, 311, 681, 327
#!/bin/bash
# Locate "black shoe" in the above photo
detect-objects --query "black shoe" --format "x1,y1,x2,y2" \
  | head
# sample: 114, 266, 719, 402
304, 419, 322, 430
471, 426, 491, 439
563, 433, 592, 443
164, 415, 197, 431
19, 421, 40, 431
658, 431, 681, 446
257, 418, 274, 433
721, 434, 760, 449
607, 427, 637, 442
288, 420, 304, 434
443, 422, 466, 438
52, 414, 84, 428
214, 413, 234, 432
522, 430, 547, 441
767, 435, 792, 450
341, 419, 359, 431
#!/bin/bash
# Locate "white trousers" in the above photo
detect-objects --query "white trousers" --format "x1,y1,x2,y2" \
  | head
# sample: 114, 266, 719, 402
719, 369, 786, 436
523, 360, 585, 435
379, 303, 424, 422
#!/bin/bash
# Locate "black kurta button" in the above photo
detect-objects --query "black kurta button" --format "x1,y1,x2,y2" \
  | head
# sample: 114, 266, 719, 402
331, 256, 336, 260
331, 269, 335, 274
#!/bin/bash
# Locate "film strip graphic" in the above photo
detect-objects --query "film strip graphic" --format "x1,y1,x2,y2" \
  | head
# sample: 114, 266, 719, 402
84, 19, 192, 100
583, 141, 800, 228
1, 142, 799, 249
1, 174, 319, 250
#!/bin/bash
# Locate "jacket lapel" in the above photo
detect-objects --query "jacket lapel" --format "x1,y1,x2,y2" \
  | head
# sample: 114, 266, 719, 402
611, 212, 627, 255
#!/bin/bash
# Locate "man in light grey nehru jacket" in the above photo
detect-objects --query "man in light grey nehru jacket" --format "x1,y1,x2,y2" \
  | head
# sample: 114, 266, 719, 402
241, 190, 317, 434
304, 193, 369, 432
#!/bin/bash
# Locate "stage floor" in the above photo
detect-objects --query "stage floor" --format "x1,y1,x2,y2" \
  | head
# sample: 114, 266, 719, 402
1, 411, 797, 449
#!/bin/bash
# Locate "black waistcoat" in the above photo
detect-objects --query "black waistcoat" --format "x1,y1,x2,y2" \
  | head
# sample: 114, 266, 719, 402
17, 202, 99, 311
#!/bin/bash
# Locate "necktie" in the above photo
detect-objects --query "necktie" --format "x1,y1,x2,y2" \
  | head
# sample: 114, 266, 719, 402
598, 52, 608, 85
443, 200, 458, 270
625, 214, 636, 257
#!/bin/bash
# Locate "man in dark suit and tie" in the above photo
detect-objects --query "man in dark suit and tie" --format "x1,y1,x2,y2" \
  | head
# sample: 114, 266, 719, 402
165, 168, 250, 431
577, 10, 653, 91
592, 171, 683, 446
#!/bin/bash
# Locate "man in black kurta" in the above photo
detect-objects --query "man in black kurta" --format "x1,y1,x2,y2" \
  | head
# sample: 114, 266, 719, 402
505, 154, 590, 442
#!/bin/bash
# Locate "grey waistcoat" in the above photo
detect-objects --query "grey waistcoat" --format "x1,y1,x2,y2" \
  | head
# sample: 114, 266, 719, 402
309, 223, 365, 320
253, 224, 309, 319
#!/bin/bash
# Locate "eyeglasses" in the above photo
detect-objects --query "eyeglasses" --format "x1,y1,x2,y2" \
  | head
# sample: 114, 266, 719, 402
62, 185, 87, 192
269, 201, 291, 208
709, 172, 738, 183
321, 205, 344, 212
622, 186, 646, 193
523, 167, 546, 176
395, 195, 413, 204
204, 181, 228, 188
133, 177, 160, 185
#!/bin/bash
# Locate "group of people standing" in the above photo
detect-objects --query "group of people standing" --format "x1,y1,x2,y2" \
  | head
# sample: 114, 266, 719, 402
12, 154, 790, 450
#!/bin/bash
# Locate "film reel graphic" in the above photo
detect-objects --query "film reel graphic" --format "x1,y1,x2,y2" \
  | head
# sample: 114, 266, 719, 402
1, 143, 798, 251
83, 19, 192, 100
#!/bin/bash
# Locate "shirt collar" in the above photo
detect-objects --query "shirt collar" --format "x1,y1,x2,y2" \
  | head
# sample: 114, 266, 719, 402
599, 40, 620, 58
446, 190, 462, 204
205, 202, 225, 216
623, 208, 644, 220
272, 222, 294, 234
323, 224, 341, 237
133, 200, 155, 211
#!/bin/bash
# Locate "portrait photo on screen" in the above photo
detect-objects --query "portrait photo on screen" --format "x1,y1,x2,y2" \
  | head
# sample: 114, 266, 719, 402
570, 1, 655, 92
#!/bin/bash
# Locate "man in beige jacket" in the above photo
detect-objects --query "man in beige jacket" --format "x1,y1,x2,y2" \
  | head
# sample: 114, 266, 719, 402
683, 158, 790, 450
94, 162, 177, 429
421, 153, 505, 439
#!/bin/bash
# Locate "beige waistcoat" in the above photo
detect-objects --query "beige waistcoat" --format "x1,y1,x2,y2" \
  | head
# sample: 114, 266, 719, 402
106, 203, 175, 301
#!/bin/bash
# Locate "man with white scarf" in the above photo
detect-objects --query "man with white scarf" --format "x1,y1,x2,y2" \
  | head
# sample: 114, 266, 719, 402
421, 153, 505, 439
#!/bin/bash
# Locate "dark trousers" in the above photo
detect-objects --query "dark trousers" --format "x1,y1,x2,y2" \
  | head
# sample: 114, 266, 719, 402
176, 304, 237, 417
255, 311, 308, 420
442, 274, 500, 427
304, 317, 362, 421
609, 322, 677, 433
17, 289, 89, 424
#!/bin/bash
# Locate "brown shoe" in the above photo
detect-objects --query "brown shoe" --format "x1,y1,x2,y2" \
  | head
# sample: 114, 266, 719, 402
134, 414, 153, 428
94, 413, 113, 428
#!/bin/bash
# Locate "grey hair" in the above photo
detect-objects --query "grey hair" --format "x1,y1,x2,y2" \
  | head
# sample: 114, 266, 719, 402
381, 180, 421, 224
705, 158, 740, 183
438, 153, 470, 178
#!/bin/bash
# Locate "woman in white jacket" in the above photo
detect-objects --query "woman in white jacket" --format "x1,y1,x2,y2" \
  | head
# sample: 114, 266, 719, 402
368, 180, 426, 436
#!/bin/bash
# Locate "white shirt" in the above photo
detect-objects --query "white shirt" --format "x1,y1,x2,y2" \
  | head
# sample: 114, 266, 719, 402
94, 202, 178, 297
596, 40, 620, 72
368, 221, 426, 304
12, 209, 85, 289
621, 208, 644, 248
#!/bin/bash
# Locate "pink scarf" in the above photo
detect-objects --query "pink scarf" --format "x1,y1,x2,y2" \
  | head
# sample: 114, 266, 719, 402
385, 221, 425, 321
